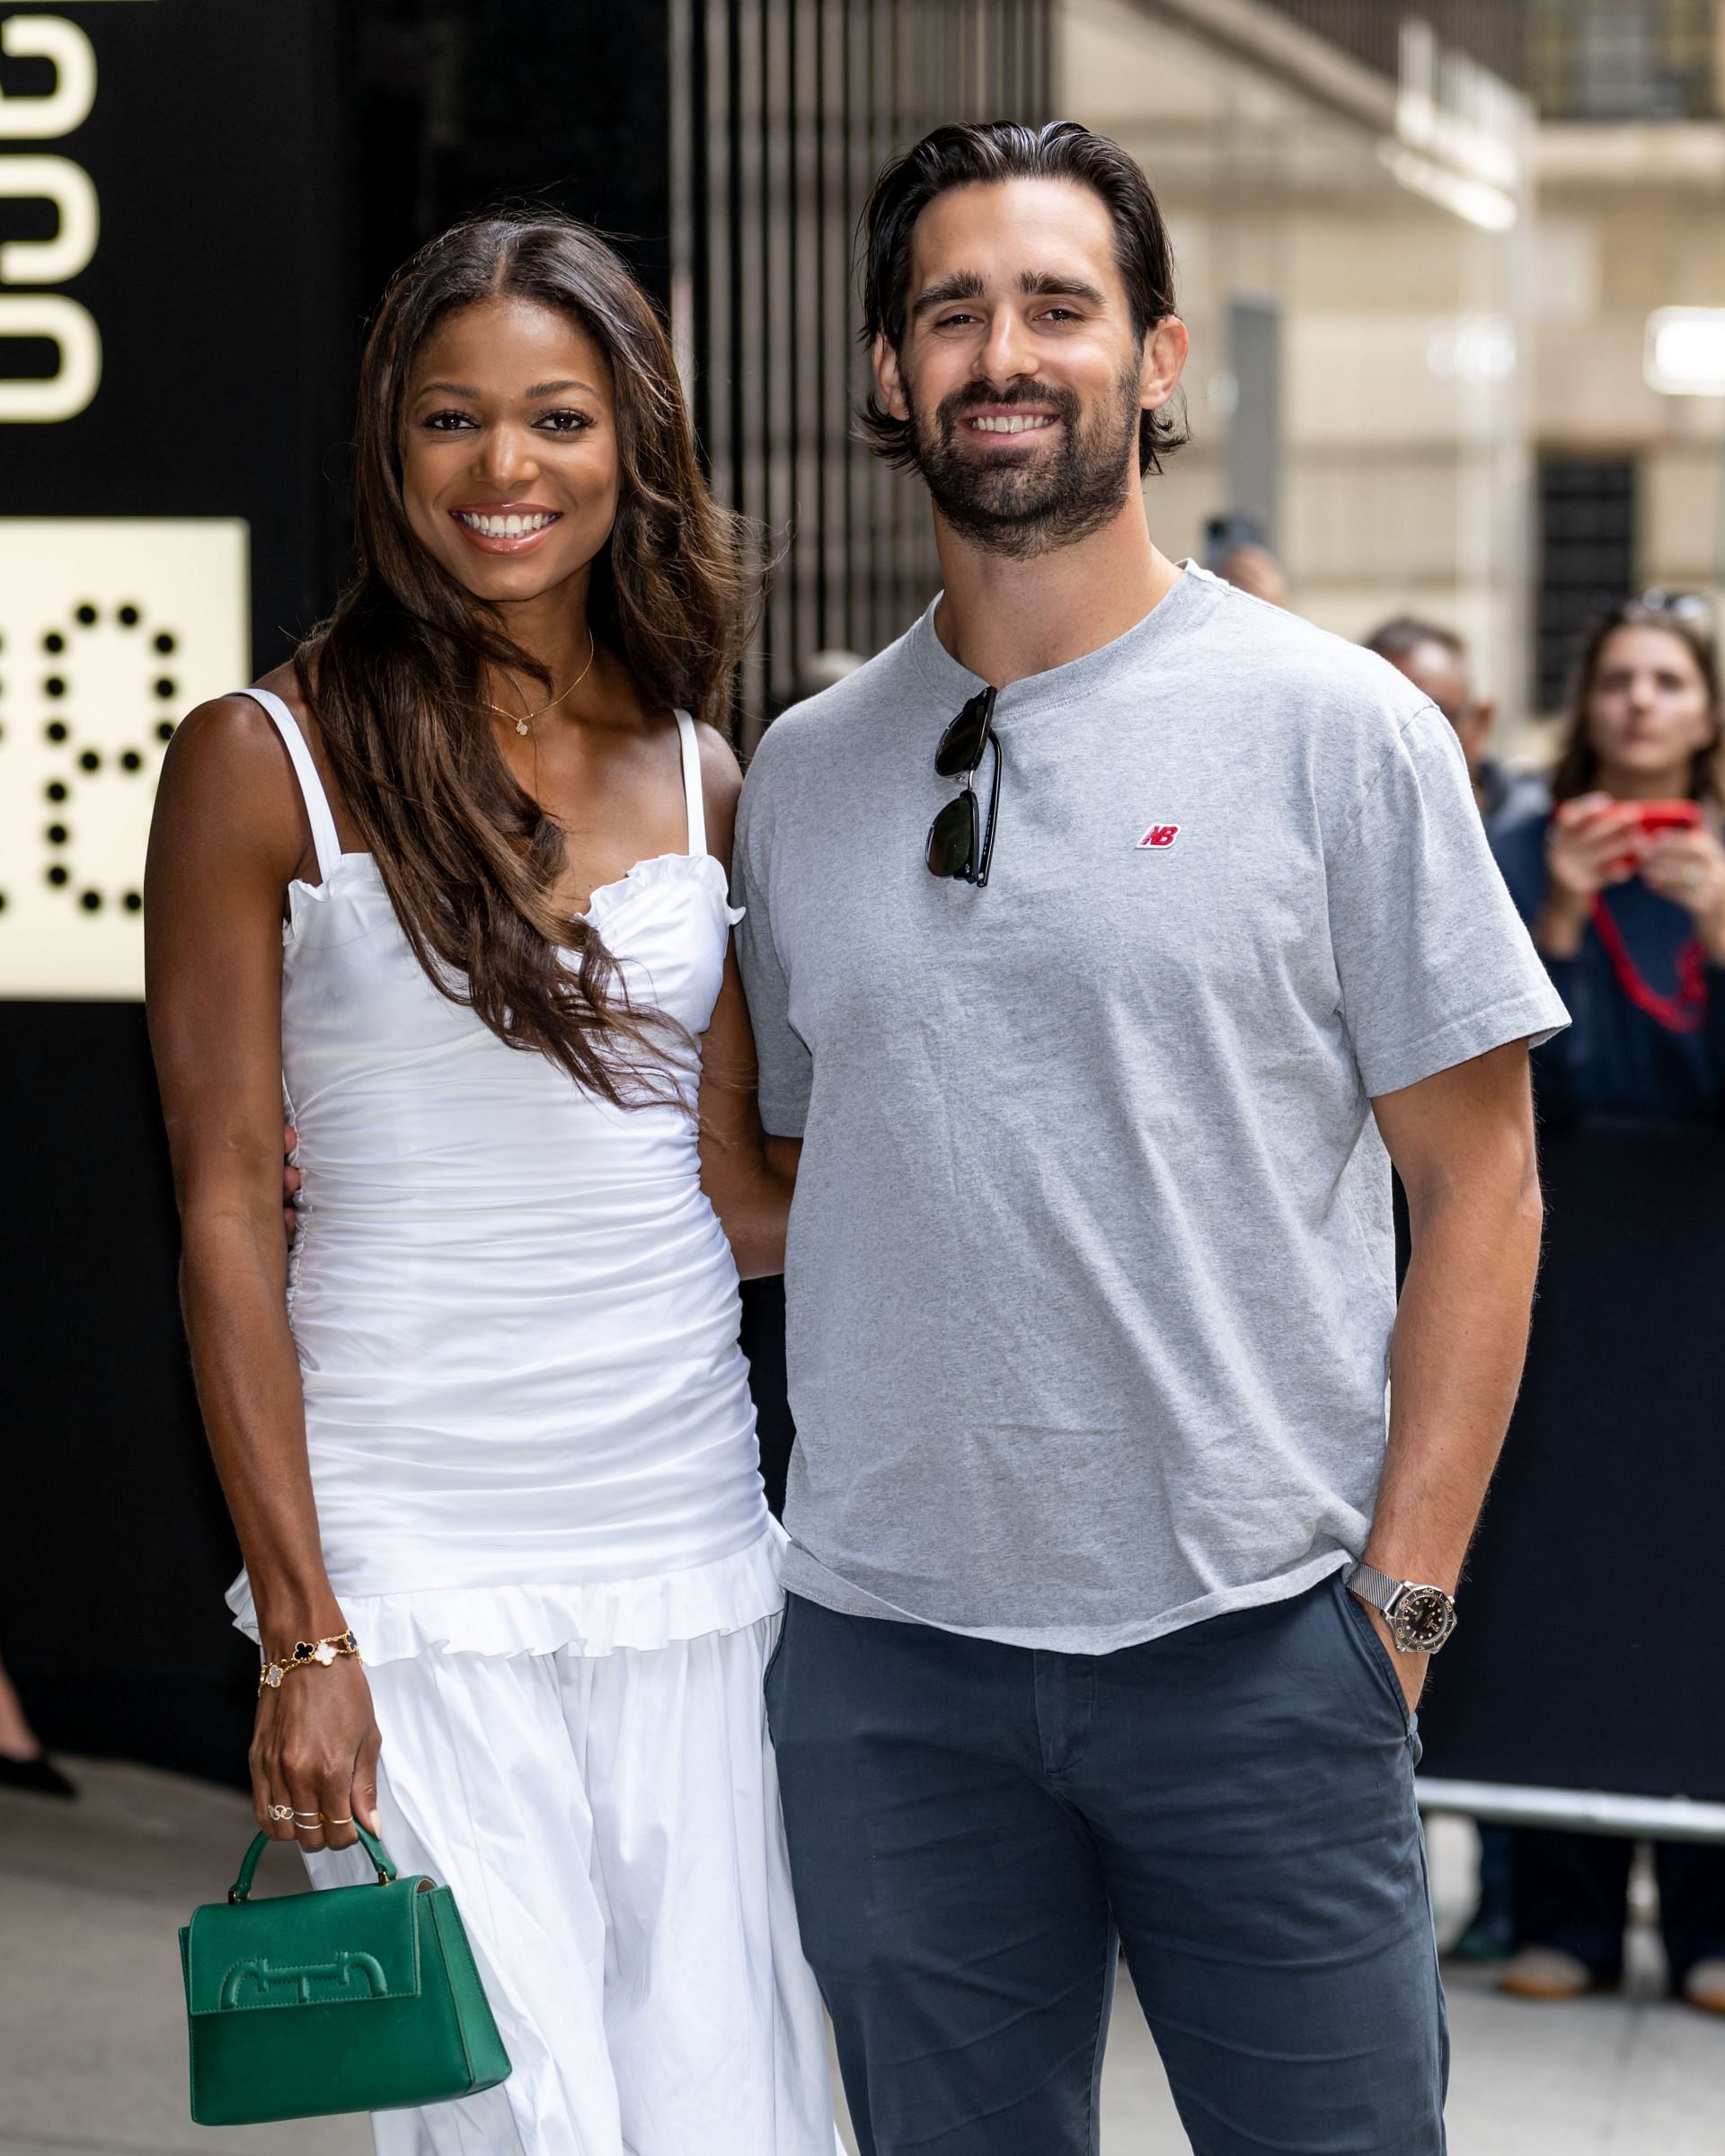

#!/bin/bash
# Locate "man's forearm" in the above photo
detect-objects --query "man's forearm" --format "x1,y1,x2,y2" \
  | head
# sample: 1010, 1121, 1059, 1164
1366, 1159, 1544, 1590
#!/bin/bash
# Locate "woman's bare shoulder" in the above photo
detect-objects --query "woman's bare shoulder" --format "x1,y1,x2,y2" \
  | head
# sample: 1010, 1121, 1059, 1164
153, 667, 314, 876
694, 718, 743, 857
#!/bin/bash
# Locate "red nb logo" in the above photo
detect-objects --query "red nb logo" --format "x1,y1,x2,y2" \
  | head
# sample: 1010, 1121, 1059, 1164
1137, 824, 1181, 849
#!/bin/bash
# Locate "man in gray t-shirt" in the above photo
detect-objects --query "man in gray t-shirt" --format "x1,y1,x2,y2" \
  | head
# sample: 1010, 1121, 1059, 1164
742, 565, 1562, 1653
737, 121, 1566, 2156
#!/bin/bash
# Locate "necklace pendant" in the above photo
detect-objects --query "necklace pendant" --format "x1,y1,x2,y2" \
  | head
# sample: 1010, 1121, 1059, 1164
514, 718, 530, 736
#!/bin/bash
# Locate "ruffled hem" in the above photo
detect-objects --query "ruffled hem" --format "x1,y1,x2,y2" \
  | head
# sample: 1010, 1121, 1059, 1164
226, 1521, 786, 1666
582, 847, 745, 928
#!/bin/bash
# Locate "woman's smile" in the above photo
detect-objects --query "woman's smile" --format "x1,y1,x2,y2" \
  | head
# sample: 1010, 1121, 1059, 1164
449, 503, 564, 554
401, 294, 622, 607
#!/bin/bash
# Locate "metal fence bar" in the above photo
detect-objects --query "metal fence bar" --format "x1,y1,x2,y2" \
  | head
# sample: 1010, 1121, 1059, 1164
680, 0, 1053, 742
1417, 1777, 1725, 1843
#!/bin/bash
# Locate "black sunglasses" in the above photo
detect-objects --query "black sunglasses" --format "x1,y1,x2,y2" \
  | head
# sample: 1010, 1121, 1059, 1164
925, 686, 1002, 888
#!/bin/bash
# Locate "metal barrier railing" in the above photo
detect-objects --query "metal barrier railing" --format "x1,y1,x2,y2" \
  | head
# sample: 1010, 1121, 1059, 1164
1418, 1778, 1725, 1844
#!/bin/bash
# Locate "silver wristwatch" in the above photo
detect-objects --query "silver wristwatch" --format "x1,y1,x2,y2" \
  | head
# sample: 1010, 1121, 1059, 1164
1347, 1562, 1457, 1654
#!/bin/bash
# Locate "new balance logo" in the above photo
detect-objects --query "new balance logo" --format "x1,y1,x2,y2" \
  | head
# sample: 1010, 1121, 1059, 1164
1137, 824, 1181, 849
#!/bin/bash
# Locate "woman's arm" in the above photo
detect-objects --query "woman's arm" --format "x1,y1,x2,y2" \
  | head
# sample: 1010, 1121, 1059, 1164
693, 721, 798, 1276
1530, 794, 1632, 959
145, 695, 379, 1850
698, 949, 798, 1277
1640, 822, 1725, 1102
1492, 805, 1600, 1120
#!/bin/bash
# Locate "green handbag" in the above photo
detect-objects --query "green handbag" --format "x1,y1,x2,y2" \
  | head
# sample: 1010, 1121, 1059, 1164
179, 1823, 511, 2126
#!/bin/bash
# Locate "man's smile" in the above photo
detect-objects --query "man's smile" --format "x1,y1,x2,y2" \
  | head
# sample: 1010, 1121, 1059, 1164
961, 410, 1059, 437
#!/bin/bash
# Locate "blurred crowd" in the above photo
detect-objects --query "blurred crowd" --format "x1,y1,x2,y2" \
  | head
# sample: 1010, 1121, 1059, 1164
1349, 567, 1725, 2014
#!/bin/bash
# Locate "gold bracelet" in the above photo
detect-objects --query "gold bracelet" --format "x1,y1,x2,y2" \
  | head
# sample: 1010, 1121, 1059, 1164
258, 1629, 361, 1696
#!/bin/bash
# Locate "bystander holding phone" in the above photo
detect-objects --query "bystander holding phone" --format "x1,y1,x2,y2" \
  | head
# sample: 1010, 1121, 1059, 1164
1489, 596, 1725, 2010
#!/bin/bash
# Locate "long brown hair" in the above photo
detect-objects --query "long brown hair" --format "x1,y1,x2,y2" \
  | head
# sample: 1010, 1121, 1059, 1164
1550, 598, 1724, 808
297, 211, 754, 1105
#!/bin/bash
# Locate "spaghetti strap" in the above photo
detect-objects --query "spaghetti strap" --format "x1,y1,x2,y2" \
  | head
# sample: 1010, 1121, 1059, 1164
674, 710, 706, 859
236, 686, 342, 886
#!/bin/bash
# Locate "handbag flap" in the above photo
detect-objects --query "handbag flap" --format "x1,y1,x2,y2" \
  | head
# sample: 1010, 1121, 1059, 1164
183, 1874, 429, 2017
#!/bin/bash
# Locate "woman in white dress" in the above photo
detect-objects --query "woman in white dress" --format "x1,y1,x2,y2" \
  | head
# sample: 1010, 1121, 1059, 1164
145, 212, 834, 2155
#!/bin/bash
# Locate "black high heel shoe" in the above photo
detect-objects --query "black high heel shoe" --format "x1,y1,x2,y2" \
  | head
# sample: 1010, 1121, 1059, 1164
0, 1752, 77, 1798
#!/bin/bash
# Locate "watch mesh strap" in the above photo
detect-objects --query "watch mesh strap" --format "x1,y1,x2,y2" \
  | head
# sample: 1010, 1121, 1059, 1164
1346, 1561, 1400, 1613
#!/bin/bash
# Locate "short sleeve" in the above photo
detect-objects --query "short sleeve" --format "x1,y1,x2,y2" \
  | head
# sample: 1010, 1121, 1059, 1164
1327, 706, 1570, 1098
733, 758, 813, 1138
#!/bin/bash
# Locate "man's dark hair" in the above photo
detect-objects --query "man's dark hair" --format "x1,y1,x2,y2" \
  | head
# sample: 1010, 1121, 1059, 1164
1364, 616, 1466, 664
857, 119, 1188, 477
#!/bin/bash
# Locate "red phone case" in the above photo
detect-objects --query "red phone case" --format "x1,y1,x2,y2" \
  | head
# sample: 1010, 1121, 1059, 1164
1624, 800, 1701, 836
1608, 800, 1700, 875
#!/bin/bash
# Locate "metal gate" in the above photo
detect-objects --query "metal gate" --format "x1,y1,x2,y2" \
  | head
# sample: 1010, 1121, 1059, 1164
671, 0, 1053, 746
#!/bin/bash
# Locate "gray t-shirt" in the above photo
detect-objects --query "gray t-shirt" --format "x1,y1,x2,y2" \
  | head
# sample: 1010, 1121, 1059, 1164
734, 565, 1569, 1653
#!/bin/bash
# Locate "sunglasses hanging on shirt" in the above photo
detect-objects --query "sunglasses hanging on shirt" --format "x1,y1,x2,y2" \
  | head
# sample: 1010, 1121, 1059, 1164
926, 685, 1002, 888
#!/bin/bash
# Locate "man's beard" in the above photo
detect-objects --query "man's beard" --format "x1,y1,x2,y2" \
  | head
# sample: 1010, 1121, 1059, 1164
906, 367, 1143, 561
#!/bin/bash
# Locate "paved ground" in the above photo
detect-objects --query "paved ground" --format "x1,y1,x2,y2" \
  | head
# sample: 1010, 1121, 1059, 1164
1, 1761, 1718, 2153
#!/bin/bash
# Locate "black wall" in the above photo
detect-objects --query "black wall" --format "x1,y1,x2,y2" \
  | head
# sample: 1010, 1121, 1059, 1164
2, 0, 358, 1782
1, 0, 678, 1783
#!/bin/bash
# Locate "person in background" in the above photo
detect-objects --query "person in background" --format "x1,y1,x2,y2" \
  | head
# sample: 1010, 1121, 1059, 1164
1215, 540, 1289, 609
1216, 547, 1276, 616
1494, 597, 1725, 1126
1204, 514, 1289, 609
1367, 616, 1546, 834
1366, 614, 1540, 1964
1490, 596, 1725, 2012
0, 1649, 75, 1798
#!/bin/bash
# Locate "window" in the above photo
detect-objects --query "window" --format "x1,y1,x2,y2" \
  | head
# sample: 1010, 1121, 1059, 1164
1250, 3, 1528, 89
1530, 0, 1718, 122
1535, 456, 1637, 713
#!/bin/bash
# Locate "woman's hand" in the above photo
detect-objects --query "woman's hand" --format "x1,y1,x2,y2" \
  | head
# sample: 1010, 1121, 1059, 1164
282, 1121, 301, 1241
697, 945, 799, 1278
1546, 793, 1637, 900
1640, 824, 1725, 961
1535, 794, 1635, 958
250, 1657, 382, 1853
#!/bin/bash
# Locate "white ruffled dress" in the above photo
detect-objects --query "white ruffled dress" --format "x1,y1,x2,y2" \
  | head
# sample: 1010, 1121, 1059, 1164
229, 692, 834, 2156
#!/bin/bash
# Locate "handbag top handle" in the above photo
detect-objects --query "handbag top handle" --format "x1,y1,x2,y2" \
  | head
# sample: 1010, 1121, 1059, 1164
228, 1819, 398, 1903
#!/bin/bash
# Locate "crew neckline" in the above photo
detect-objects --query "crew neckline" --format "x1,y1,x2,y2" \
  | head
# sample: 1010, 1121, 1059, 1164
907, 559, 1224, 722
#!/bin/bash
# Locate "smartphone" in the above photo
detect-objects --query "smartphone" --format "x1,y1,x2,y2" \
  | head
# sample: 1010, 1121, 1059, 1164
1622, 800, 1701, 839
1606, 798, 1700, 874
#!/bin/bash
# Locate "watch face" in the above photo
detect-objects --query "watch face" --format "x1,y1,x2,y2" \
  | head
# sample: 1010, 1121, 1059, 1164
1391, 1586, 1455, 1653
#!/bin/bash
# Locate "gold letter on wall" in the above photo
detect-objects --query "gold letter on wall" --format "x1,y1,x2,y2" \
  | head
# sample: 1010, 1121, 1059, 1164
0, 155, 99, 283
0, 16, 96, 139
0, 294, 102, 421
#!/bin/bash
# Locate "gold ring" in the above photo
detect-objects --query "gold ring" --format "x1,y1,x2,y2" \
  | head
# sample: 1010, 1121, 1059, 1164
321, 1815, 354, 1826
266, 1803, 295, 1824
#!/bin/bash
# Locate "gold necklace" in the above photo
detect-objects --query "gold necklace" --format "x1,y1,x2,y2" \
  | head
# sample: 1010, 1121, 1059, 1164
487, 625, 597, 736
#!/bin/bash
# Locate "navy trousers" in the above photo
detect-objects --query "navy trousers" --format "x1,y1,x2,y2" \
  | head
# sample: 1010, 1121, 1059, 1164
766, 1574, 1447, 2155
